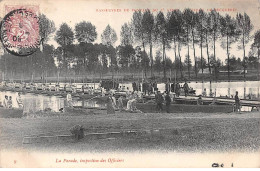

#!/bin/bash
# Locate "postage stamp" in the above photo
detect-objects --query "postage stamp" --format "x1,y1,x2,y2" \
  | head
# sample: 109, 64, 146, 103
0, 5, 40, 56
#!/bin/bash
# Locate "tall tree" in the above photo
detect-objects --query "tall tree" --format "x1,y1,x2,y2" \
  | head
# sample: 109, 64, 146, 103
117, 45, 135, 69
55, 23, 74, 77
184, 54, 192, 72
252, 30, 260, 80
182, 9, 194, 79
75, 21, 97, 43
154, 11, 168, 80
132, 11, 145, 50
174, 10, 185, 80
165, 57, 173, 73
120, 23, 134, 75
236, 13, 254, 80
132, 11, 147, 77
101, 25, 118, 46
140, 51, 150, 74
197, 56, 207, 73
43, 45, 56, 82
220, 15, 239, 81
190, 12, 199, 80
205, 13, 212, 79
208, 9, 221, 80
167, 10, 184, 80
120, 23, 133, 46
142, 10, 155, 77
154, 50, 163, 75
39, 14, 56, 50
74, 21, 97, 77
101, 25, 118, 80
55, 23, 74, 47
197, 9, 207, 80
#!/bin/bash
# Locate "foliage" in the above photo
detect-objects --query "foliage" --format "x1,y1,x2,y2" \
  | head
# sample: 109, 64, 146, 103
120, 23, 134, 46
75, 21, 97, 43
101, 25, 118, 46
55, 23, 74, 47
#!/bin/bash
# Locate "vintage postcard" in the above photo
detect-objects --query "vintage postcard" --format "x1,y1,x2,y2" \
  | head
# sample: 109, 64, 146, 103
0, 0, 259, 168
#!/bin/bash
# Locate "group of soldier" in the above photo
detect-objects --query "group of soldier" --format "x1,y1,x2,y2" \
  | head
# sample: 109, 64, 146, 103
131, 80, 190, 97
0, 92, 23, 109
154, 91, 172, 113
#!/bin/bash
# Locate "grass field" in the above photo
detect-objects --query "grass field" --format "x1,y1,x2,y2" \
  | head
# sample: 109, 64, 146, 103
0, 111, 259, 153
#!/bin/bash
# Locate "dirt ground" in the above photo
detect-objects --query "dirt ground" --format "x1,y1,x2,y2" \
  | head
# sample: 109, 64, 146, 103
0, 111, 259, 153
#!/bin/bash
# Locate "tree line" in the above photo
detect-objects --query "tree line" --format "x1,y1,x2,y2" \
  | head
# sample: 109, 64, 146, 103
0, 9, 260, 82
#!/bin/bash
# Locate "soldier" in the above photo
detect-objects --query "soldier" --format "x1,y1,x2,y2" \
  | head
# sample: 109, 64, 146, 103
107, 94, 115, 114
165, 92, 171, 113
175, 82, 181, 97
7, 96, 13, 108
66, 92, 73, 107
235, 91, 241, 113
16, 92, 23, 108
202, 88, 207, 97
153, 81, 158, 93
3, 95, 8, 108
117, 96, 124, 112
197, 95, 203, 105
155, 91, 164, 112
171, 82, 175, 93
183, 81, 189, 97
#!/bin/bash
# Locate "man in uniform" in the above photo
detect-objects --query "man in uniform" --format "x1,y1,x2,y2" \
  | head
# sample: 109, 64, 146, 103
66, 92, 73, 107
16, 92, 23, 108
175, 82, 180, 97
155, 91, 164, 112
3, 95, 8, 108
165, 92, 171, 113
183, 81, 189, 97
235, 91, 241, 113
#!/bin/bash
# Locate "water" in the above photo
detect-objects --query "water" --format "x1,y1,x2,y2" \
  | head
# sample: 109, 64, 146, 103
0, 91, 104, 113
119, 81, 260, 99
26, 81, 260, 99
0, 81, 259, 112
0, 91, 65, 113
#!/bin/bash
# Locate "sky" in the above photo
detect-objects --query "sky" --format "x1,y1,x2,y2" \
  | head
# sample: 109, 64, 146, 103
1, 0, 260, 64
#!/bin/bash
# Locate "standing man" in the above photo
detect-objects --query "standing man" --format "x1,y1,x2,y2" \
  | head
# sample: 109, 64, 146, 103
54, 83, 60, 91
132, 82, 137, 92
144, 81, 148, 95
117, 96, 124, 112
197, 95, 203, 105
155, 91, 163, 112
3, 95, 8, 108
235, 91, 241, 113
7, 96, 13, 108
16, 92, 23, 108
165, 79, 170, 93
175, 82, 180, 97
112, 94, 117, 109
202, 88, 207, 97
66, 92, 73, 107
183, 81, 189, 97
81, 84, 85, 94
126, 93, 133, 111
107, 94, 115, 114
171, 82, 175, 93
165, 92, 171, 113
